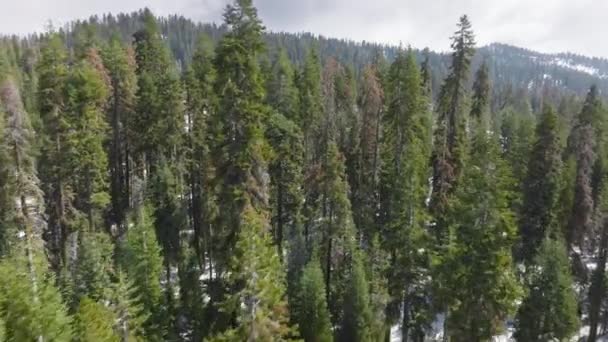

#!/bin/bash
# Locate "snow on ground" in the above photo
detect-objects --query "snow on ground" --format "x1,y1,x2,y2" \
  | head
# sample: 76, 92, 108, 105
548, 58, 608, 79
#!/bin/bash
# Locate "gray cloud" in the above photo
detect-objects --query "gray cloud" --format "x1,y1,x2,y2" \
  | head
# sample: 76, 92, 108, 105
2, 0, 607, 57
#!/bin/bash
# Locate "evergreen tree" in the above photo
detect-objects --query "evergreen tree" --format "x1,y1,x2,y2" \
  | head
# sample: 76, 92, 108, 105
183, 33, 217, 271
0, 62, 73, 341
267, 48, 299, 121
72, 230, 115, 305
212, 204, 294, 341
75, 297, 120, 342
500, 107, 535, 202
132, 9, 184, 168
210, 0, 270, 274
122, 205, 164, 340
566, 85, 602, 249
318, 142, 358, 322
519, 105, 563, 262
110, 270, 147, 341
437, 125, 520, 341
101, 35, 138, 233
378, 49, 432, 341
209, 0, 294, 339
339, 249, 372, 342
353, 63, 384, 243
266, 111, 306, 267
430, 15, 476, 242
513, 238, 580, 342
588, 182, 608, 342
295, 257, 333, 342
36, 33, 72, 270
64, 48, 111, 231
470, 61, 490, 121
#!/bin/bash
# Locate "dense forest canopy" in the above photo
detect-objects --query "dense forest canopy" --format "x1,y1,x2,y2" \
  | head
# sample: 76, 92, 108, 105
1, 1, 608, 341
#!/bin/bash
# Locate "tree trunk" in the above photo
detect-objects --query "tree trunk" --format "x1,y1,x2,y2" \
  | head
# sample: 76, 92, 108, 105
588, 216, 608, 342
401, 297, 409, 342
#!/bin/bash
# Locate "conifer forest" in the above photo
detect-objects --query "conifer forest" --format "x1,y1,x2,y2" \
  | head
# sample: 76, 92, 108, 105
4, 0, 608, 341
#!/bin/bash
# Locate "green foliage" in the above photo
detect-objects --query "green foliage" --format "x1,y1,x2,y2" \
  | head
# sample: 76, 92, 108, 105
437, 125, 521, 341
133, 9, 184, 164
0, 241, 73, 341
378, 49, 433, 338
75, 297, 120, 342
210, 0, 270, 274
295, 257, 333, 342
73, 230, 115, 304
519, 105, 563, 262
430, 15, 476, 243
110, 270, 147, 341
514, 237, 580, 341
122, 205, 165, 340
267, 48, 299, 121
339, 250, 372, 342
211, 204, 294, 341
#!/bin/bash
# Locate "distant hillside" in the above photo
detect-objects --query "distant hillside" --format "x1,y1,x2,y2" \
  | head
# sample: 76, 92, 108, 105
5, 10, 608, 104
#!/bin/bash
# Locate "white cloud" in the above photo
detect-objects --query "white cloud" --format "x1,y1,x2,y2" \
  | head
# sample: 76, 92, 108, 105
1, 0, 607, 57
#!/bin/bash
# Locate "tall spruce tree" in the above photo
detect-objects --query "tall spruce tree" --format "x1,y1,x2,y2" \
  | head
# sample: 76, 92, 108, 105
294, 256, 333, 342
353, 63, 384, 243
470, 61, 490, 121
64, 48, 111, 231
378, 49, 432, 341
121, 205, 164, 340
209, 0, 294, 339
566, 85, 602, 249
429, 15, 476, 243
437, 124, 520, 341
36, 33, 71, 271
183, 33, 217, 271
101, 35, 137, 233
513, 237, 580, 342
519, 105, 563, 262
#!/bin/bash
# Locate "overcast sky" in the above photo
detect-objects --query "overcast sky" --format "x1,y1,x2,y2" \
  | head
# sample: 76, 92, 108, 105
2, 0, 607, 57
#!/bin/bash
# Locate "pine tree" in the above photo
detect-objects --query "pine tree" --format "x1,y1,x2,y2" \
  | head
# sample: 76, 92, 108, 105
75, 297, 120, 342
499, 107, 535, 204
72, 230, 115, 306
566, 85, 602, 249
438, 124, 520, 341
64, 48, 111, 231
366, 236, 390, 342
101, 35, 138, 233
209, 0, 294, 339
513, 237, 580, 342
297, 47, 323, 148
183, 33, 216, 271
519, 105, 563, 262
210, 0, 270, 274
121, 205, 164, 340
110, 270, 147, 341
319, 142, 358, 322
378, 49, 432, 341
212, 204, 294, 341
267, 113, 305, 252
0, 253, 73, 341
339, 249, 372, 342
470, 61, 490, 121
132, 9, 184, 169
429, 15, 476, 243
353, 63, 384, 243
267, 48, 299, 122
0, 66, 73, 341
295, 257, 333, 342
588, 182, 608, 342
36, 33, 71, 270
